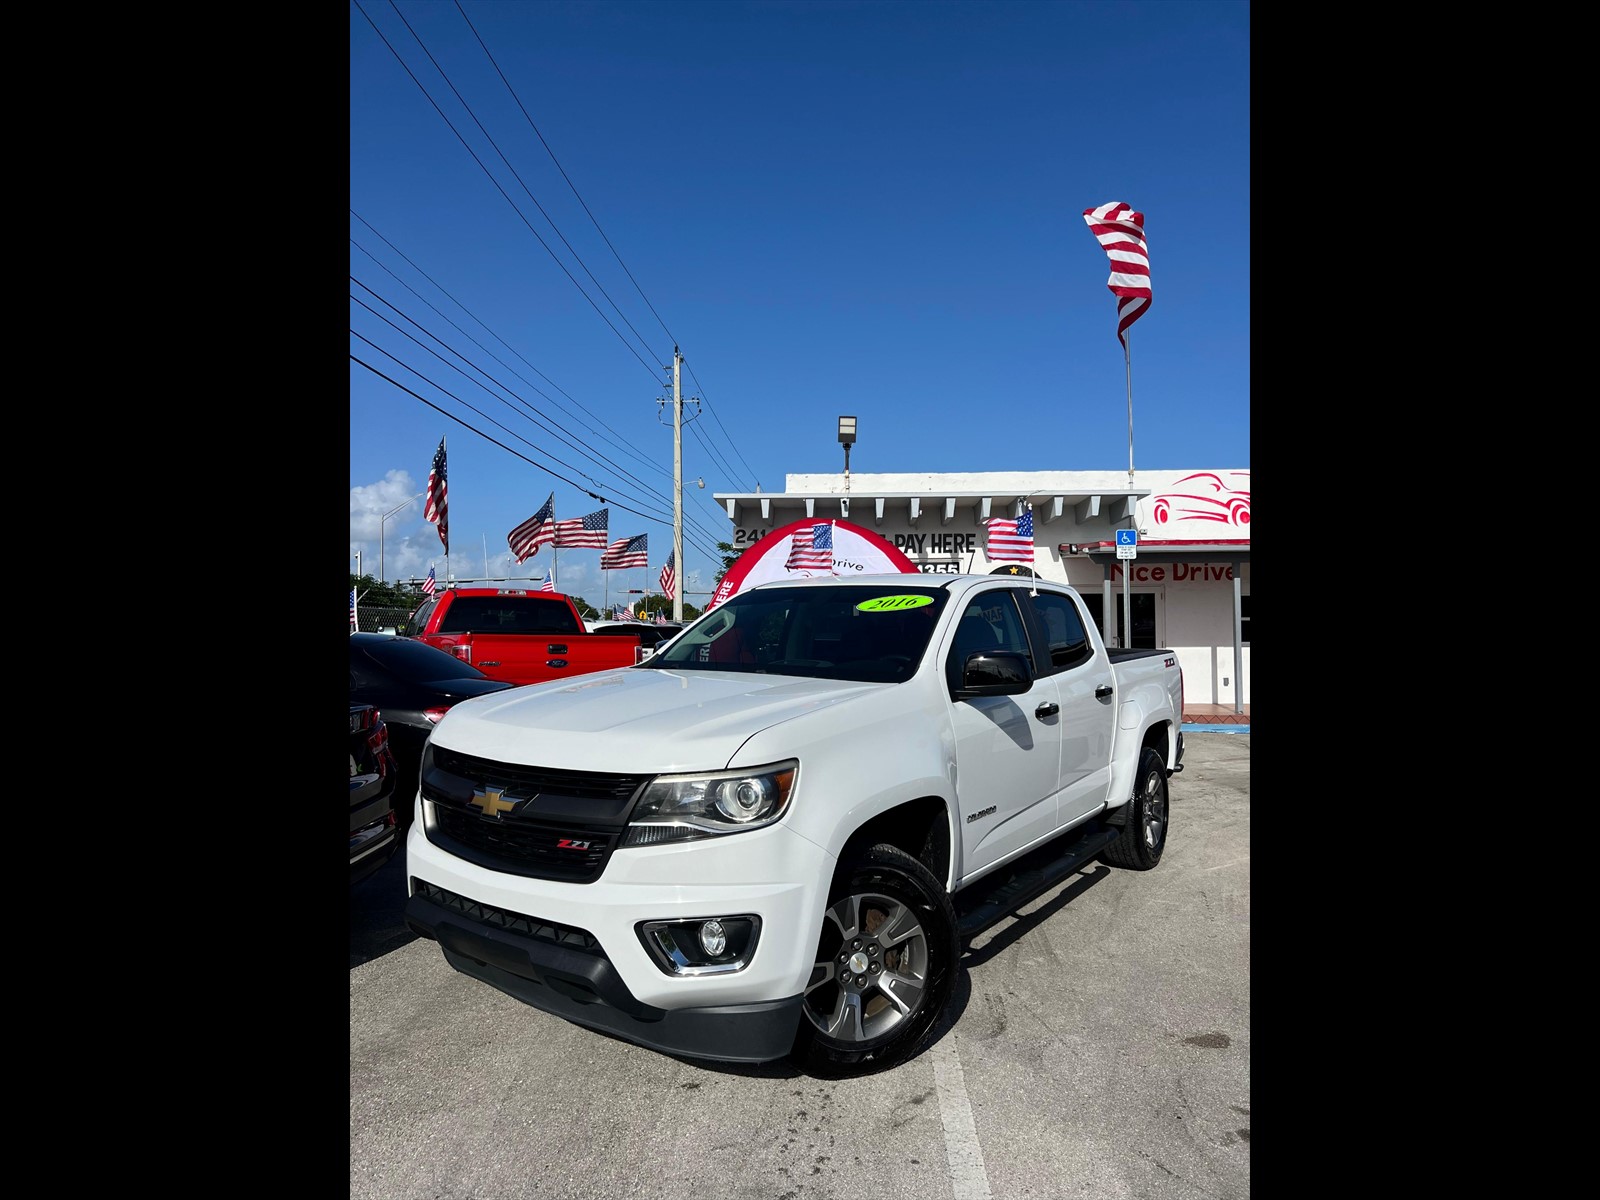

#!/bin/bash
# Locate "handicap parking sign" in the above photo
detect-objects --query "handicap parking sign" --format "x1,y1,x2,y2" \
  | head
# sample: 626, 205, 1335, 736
1116, 529, 1138, 560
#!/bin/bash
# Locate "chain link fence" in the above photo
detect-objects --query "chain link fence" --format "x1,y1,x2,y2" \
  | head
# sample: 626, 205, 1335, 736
350, 604, 416, 634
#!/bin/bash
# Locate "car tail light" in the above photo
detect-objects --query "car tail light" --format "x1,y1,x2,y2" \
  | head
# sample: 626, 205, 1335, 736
423, 707, 450, 724
367, 718, 389, 755
449, 644, 471, 664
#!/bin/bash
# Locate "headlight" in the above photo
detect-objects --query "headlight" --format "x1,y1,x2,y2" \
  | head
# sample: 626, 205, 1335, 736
621, 760, 798, 845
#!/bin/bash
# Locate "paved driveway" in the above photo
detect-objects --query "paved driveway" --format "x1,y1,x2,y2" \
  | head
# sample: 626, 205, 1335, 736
351, 733, 1249, 1199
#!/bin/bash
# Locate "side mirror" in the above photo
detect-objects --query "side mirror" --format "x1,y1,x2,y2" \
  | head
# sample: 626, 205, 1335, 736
955, 650, 1032, 697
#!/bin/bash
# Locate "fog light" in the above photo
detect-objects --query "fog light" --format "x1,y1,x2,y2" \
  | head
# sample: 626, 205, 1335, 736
638, 915, 762, 976
699, 919, 726, 956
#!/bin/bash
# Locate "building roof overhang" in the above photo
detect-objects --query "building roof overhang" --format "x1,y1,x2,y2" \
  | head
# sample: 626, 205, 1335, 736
715, 488, 1153, 529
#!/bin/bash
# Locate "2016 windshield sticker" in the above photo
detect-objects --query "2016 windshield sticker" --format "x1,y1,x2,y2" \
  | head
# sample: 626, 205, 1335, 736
856, 595, 934, 613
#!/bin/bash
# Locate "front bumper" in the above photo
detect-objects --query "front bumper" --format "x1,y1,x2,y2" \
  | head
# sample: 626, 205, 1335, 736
405, 818, 833, 1063
350, 813, 399, 886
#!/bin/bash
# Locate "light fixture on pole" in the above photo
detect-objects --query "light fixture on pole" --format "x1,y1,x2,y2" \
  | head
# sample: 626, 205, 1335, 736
837, 416, 857, 494
380, 492, 424, 584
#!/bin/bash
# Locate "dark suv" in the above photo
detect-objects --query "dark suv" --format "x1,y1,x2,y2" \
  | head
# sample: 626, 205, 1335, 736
350, 704, 401, 886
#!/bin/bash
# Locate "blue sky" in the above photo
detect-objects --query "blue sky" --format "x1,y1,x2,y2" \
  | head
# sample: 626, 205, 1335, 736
350, 0, 1249, 607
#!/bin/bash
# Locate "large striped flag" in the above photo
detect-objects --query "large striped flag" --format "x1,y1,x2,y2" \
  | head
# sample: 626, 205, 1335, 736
508, 493, 556, 563
552, 508, 608, 549
423, 437, 449, 553
659, 551, 676, 600
786, 522, 834, 570
1082, 202, 1150, 349
601, 534, 648, 569
984, 509, 1035, 563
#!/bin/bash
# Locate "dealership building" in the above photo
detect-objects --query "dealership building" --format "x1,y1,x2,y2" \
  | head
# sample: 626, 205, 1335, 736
715, 469, 1250, 714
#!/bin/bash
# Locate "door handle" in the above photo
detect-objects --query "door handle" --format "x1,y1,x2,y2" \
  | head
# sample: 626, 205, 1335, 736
1035, 702, 1059, 718
1095, 685, 1113, 699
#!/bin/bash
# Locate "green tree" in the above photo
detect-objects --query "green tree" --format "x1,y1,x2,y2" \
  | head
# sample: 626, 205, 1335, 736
348, 574, 424, 608
712, 541, 741, 588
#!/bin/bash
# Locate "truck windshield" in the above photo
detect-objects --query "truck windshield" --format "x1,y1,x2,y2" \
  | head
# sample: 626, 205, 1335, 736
436, 596, 582, 635
639, 585, 949, 682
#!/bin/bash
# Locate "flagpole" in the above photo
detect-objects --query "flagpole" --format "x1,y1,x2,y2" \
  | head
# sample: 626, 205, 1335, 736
1123, 336, 1133, 647
1125, 337, 1135, 486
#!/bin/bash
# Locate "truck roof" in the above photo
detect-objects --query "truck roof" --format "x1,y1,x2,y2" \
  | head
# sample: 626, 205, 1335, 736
437, 587, 572, 600
742, 573, 1070, 597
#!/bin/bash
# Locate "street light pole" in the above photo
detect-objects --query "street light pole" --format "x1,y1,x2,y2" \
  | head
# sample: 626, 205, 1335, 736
380, 492, 424, 584
838, 416, 857, 495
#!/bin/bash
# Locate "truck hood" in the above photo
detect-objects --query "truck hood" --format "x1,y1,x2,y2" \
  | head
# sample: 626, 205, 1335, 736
431, 666, 890, 772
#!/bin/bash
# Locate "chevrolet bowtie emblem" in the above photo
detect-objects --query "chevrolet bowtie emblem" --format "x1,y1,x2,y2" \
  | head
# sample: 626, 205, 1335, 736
469, 786, 515, 819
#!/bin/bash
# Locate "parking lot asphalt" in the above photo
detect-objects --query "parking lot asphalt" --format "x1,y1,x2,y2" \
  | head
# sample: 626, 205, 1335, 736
351, 733, 1250, 1200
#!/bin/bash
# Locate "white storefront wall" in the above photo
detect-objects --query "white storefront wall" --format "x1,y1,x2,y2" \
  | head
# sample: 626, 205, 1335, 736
717, 469, 1249, 709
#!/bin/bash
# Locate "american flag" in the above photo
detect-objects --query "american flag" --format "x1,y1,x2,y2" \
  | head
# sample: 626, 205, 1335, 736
1082, 202, 1151, 349
984, 509, 1035, 562
552, 507, 609, 549
655, 611, 668, 625
786, 522, 834, 570
423, 437, 448, 554
539, 569, 555, 592
601, 533, 648, 569
659, 551, 676, 600
508, 493, 556, 563
349, 587, 359, 631
421, 566, 436, 597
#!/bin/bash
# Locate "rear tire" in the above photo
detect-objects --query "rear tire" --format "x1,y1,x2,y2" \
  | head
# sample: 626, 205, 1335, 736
1101, 746, 1169, 870
790, 843, 958, 1076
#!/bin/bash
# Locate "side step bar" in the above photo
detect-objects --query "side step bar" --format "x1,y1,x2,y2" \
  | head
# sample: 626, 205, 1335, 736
955, 825, 1121, 942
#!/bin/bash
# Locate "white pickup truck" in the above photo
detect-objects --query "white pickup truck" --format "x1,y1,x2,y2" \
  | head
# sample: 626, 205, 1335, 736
404, 574, 1184, 1074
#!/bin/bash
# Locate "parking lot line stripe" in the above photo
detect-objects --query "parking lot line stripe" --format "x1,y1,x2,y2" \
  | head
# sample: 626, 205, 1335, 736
932, 1035, 993, 1200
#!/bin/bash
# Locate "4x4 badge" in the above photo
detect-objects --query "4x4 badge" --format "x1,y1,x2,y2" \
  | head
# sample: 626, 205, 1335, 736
469, 787, 515, 819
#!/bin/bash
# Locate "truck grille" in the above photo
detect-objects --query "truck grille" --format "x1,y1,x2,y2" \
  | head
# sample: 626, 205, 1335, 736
431, 746, 648, 801
428, 803, 614, 882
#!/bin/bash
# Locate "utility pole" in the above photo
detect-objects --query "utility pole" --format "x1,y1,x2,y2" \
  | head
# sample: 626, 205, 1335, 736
672, 347, 684, 623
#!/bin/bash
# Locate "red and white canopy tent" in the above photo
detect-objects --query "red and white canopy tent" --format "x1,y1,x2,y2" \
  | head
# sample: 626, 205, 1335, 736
706, 518, 920, 610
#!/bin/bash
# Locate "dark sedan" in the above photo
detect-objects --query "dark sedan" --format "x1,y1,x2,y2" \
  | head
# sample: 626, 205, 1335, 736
350, 703, 401, 886
349, 633, 513, 829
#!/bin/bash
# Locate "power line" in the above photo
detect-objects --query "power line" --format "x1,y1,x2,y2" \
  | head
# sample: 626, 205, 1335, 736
453, 0, 680, 350
446, 0, 760, 496
351, 222, 672, 485
384, 0, 666, 370
684, 360, 761, 490
352, 0, 664, 383
351, 213, 737, 539
350, 287, 727, 548
351, 349, 727, 562
353, 3, 752, 553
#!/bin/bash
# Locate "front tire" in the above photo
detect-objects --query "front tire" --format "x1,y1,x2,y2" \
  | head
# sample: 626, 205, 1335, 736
790, 843, 958, 1076
1101, 746, 1169, 870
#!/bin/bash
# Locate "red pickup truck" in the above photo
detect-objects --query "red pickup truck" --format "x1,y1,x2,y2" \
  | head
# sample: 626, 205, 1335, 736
403, 588, 644, 686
